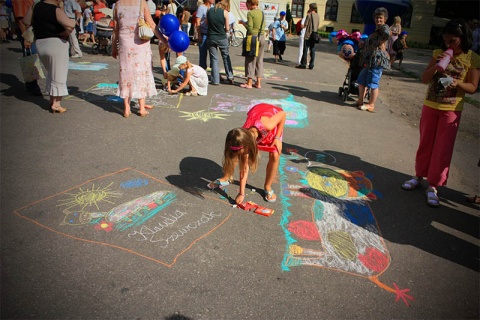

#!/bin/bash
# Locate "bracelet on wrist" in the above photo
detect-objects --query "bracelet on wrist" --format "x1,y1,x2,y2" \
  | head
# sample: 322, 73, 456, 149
274, 136, 281, 140
237, 193, 244, 197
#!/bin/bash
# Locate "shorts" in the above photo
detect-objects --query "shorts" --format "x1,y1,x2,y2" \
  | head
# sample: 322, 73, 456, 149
356, 66, 383, 89
85, 22, 94, 33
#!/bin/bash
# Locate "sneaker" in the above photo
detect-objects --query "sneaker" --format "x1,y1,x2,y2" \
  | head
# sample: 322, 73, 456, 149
70, 54, 82, 58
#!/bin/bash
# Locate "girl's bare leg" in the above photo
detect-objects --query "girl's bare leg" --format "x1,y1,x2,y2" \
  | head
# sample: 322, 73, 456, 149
264, 151, 280, 192
364, 88, 379, 109
356, 84, 366, 106
159, 48, 168, 77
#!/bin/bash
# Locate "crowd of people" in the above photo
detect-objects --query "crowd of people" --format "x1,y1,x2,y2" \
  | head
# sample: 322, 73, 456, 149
3, 0, 480, 207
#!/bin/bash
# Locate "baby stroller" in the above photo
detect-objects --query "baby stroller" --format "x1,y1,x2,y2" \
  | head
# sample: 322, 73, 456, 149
338, 53, 363, 101
92, 15, 114, 55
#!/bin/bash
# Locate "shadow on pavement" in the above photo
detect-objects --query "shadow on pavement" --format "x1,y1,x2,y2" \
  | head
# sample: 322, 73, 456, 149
66, 85, 125, 116
0, 73, 50, 111
165, 157, 224, 199
282, 142, 480, 272
270, 82, 354, 106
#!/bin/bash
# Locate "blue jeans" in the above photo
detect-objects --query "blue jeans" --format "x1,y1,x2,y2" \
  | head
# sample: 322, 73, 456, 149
208, 37, 233, 84
198, 33, 208, 69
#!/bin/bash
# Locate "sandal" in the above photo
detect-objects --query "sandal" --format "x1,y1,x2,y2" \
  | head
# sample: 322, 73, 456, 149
185, 91, 198, 96
252, 83, 261, 89
265, 189, 277, 203
240, 83, 252, 89
426, 186, 440, 207
466, 195, 480, 204
402, 177, 421, 190
207, 179, 230, 190
359, 105, 375, 112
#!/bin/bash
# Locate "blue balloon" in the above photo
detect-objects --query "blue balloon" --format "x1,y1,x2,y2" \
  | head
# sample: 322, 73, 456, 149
168, 31, 190, 53
159, 14, 180, 37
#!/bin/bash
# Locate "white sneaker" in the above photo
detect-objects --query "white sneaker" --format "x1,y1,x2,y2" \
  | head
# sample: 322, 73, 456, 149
70, 54, 82, 58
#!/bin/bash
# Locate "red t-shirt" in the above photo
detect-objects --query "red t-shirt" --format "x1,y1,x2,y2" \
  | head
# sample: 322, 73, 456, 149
242, 103, 283, 153
93, 2, 106, 21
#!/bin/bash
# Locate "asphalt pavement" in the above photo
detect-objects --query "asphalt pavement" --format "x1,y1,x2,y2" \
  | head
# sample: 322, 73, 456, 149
1, 36, 479, 319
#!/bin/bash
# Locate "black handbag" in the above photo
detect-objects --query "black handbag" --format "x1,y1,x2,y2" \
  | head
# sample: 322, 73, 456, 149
242, 35, 259, 56
241, 11, 264, 57
310, 31, 320, 44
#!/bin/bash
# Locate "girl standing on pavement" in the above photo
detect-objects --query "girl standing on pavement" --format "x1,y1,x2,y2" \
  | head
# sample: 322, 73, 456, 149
355, 7, 390, 112
401, 19, 479, 207
207, 103, 286, 204
388, 16, 401, 68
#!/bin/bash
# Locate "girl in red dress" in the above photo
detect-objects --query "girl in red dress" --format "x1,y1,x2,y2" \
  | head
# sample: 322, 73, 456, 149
208, 103, 286, 204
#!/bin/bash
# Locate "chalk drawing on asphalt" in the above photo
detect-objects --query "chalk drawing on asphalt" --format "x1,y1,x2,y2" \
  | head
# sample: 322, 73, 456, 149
230, 66, 278, 80
279, 149, 414, 306
69, 61, 109, 71
186, 93, 309, 127
14, 168, 233, 267
64, 83, 180, 109
179, 110, 230, 122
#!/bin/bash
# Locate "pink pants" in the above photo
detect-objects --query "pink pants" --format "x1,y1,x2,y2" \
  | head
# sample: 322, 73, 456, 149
415, 105, 461, 187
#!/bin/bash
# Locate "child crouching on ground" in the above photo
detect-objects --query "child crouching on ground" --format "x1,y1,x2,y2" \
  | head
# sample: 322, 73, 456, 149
207, 103, 286, 204
167, 56, 209, 96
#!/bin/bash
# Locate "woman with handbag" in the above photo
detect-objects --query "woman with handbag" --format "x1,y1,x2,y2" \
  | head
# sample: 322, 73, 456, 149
239, 0, 265, 89
23, 0, 76, 113
111, 0, 165, 118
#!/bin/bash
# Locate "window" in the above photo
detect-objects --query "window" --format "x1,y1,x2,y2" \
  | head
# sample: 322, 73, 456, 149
291, 0, 305, 18
350, 3, 363, 24
324, 0, 338, 21
401, 4, 413, 28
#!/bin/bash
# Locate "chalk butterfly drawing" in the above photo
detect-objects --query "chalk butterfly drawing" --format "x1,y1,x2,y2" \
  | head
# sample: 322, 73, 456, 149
279, 149, 414, 306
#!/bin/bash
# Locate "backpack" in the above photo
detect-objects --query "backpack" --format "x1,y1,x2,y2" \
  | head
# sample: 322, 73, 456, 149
392, 38, 403, 52
296, 20, 302, 35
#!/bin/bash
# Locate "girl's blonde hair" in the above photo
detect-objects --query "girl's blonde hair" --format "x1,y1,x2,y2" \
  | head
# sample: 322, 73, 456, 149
222, 128, 259, 179
216, 0, 230, 11
393, 16, 401, 24
179, 61, 194, 69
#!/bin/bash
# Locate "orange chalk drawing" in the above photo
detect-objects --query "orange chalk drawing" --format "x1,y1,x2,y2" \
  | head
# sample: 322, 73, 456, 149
13, 168, 233, 268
